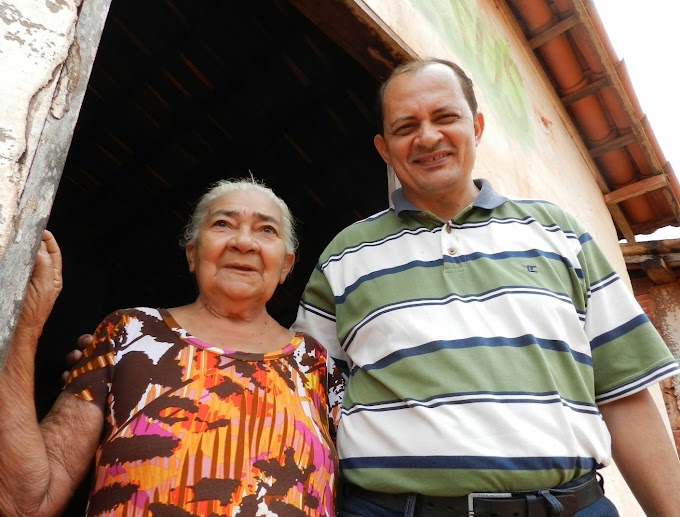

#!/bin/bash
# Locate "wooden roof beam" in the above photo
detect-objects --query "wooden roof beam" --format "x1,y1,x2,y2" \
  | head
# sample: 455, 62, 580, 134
560, 77, 608, 106
588, 133, 637, 158
527, 13, 579, 49
608, 203, 636, 243
624, 255, 679, 284
621, 238, 680, 256
603, 175, 668, 205
640, 256, 678, 284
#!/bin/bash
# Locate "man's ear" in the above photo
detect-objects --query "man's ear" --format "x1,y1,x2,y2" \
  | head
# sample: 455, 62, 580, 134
186, 244, 196, 273
279, 253, 295, 284
474, 112, 485, 146
374, 134, 391, 165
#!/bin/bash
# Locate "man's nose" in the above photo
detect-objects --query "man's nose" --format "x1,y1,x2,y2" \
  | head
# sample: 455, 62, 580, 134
416, 121, 441, 147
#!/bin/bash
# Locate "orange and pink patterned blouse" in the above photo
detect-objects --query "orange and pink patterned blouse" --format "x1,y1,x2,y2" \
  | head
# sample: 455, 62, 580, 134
65, 307, 342, 517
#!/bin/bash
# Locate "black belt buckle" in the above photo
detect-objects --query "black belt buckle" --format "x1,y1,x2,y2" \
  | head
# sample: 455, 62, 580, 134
467, 491, 513, 516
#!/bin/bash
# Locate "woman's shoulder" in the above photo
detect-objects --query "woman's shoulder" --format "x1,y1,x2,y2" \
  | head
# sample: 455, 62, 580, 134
95, 307, 165, 333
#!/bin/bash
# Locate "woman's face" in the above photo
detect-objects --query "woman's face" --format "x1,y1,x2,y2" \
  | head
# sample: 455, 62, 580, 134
186, 190, 295, 308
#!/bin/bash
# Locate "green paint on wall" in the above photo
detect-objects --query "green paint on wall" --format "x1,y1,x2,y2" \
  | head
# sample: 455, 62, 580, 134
410, 0, 535, 147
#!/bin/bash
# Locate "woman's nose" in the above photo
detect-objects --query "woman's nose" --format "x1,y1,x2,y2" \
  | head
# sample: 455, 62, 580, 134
229, 227, 259, 252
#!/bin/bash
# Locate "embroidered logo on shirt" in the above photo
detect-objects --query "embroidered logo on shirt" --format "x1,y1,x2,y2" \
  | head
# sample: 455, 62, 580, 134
526, 265, 538, 273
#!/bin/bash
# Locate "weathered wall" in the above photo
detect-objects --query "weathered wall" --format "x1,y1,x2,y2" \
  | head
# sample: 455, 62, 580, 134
652, 282, 680, 452
636, 282, 680, 452
361, 0, 668, 514
0, 0, 80, 258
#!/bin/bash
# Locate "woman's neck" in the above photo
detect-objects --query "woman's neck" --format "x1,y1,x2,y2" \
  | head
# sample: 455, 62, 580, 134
167, 301, 293, 353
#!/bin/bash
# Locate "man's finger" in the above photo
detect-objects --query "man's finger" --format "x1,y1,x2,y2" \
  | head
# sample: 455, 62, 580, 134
76, 334, 93, 350
66, 349, 84, 364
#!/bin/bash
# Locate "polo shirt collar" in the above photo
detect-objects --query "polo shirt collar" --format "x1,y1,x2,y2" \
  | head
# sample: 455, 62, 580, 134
391, 178, 507, 216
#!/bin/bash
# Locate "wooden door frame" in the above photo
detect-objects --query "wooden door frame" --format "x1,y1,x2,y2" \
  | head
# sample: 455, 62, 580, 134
290, 0, 415, 81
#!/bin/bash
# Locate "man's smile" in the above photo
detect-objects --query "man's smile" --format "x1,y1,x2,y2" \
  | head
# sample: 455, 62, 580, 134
413, 150, 454, 166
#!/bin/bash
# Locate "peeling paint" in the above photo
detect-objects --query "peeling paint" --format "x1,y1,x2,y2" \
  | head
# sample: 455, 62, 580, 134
51, 35, 80, 119
3, 30, 24, 44
46, 0, 71, 14
0, 3, 47, 31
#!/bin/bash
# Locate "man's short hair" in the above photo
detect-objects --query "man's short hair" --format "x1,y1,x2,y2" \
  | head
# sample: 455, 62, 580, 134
375, 58, 478, 134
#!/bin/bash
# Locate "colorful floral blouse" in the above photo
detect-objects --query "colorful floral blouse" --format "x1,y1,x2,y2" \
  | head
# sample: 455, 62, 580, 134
65, 307, 342, 516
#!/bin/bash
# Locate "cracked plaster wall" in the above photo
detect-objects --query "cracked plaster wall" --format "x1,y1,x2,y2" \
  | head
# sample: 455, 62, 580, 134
645, 282, 680, 451
0, 0, 81, 258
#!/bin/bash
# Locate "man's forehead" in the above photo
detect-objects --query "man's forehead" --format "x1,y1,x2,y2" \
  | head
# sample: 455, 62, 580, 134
384, 82, 466, 118
388, 65, 460, 94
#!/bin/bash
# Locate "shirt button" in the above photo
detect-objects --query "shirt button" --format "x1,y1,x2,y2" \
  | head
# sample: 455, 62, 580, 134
445, 225, 452, 233
448, 246, 457, 256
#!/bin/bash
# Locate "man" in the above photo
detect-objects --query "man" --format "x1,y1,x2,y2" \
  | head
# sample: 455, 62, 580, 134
293, 58, 680, 516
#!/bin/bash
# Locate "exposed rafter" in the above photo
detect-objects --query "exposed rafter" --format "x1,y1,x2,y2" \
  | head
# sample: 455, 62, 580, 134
506, 0, 680, 245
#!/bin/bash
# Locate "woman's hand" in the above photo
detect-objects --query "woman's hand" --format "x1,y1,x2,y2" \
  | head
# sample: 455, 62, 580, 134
18, 230, 63, 332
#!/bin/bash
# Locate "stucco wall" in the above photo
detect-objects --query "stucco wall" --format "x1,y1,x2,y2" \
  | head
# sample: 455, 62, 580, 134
637, 282, 680, 451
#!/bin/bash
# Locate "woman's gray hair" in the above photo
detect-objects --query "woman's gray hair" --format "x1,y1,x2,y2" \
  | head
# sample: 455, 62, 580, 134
180, 177, 298, 254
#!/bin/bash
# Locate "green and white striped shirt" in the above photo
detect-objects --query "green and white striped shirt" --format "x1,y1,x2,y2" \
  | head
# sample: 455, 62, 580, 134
294, 179, 679, 496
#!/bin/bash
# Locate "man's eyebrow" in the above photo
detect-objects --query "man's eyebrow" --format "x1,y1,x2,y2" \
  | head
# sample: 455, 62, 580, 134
210, 209, 280, 224
389, 115, 416, 128
432, 105, 459, 115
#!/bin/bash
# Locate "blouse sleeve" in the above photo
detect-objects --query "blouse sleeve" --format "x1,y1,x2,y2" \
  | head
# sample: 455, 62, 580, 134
63, 310, 122, 410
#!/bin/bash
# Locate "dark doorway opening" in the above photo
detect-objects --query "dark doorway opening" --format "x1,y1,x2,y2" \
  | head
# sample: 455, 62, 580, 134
38, 1, 388, 512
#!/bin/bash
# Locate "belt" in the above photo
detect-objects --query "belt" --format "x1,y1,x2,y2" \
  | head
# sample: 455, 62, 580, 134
341, 474, 603, 517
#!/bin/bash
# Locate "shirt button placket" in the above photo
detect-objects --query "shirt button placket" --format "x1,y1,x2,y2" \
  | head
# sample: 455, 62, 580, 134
442, 222, 460, 261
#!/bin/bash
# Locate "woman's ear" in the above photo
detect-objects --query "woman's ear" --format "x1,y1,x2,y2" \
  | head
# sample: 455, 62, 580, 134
279, 253, 295, 284
186, 244, 196, 273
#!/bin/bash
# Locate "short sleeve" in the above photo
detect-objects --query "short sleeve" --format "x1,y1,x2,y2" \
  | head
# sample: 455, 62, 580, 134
63, 310, 121, 410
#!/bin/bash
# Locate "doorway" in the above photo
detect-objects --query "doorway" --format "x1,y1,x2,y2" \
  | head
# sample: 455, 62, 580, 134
38, 1, 390, 511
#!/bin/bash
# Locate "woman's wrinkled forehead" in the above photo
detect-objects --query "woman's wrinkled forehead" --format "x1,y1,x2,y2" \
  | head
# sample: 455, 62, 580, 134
207, 190, 283, 223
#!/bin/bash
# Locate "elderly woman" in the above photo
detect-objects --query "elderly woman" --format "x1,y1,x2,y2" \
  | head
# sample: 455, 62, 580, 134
0, 179, 341, 517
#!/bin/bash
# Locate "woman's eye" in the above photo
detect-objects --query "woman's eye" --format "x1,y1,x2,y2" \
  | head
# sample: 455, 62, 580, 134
261, 225, 276, 234
213, 220, 228, 228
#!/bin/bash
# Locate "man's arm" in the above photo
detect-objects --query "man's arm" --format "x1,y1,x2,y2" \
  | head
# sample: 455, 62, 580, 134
0, 231, 103, 517
600, 387, 680, 517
